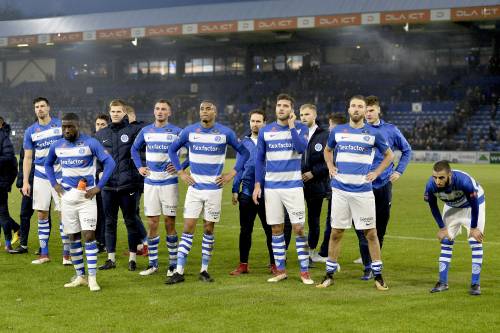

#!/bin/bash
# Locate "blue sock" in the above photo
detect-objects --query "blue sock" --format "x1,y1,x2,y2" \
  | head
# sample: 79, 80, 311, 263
295, 236, 309, 273
147, 236, 160, 268
5, 240, 11, 247
166, 234, 178, 268
439, 238, 454, 283
201, 233, 215, 272
326, 259, 339, 274
70, 240, 85, 276
271, 234, 286, 271
469, 238, 483, 285
38, 219, 50, 256
85, 241, 98, 276
176, 233, 193, 275
371, 260, 383, 276
59, 223, 70, 257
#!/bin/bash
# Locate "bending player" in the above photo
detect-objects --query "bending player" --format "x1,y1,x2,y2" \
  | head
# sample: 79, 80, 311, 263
425, 160, 485, 296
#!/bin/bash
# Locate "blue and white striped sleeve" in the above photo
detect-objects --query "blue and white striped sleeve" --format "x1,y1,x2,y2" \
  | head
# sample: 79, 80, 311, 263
131, 128, 145, 169
44, 143, 58, 187
90, 139, 116, 189
168, 129, 189, 171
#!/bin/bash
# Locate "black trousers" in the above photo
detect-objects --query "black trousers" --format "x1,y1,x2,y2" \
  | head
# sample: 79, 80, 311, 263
356, 182, 393, 267
0, 191, 19, 241
135, 191, 147, 242
102, 189, 144, 253
238, 193, 274, 265
305, 195, 324, 249
318, 195, 332, 257
95, 192, 106, 246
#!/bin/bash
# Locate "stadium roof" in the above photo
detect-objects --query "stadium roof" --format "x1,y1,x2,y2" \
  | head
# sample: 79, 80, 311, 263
0, 0, 498, 46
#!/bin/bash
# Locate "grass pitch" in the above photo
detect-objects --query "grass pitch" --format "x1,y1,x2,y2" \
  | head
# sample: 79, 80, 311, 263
0, 162, 499, 332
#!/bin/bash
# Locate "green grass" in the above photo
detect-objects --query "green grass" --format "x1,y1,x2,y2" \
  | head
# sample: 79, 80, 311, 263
1, 162, 499, 332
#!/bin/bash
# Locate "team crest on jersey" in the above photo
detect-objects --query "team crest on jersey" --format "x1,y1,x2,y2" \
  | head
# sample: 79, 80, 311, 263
167, 134, 173, 140
120, 134, 129, 143
215, 136, 221, 142
54, 128, 60, 134
78, 148, 86, 154
314, 143, 323, 152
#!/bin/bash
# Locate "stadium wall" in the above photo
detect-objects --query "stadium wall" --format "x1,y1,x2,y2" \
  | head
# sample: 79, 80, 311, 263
411, 150, 496, 164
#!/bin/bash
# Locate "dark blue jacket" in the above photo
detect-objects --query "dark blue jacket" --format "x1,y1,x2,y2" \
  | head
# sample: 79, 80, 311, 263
16, 146, 34, 188
301, 125, 330, 198
369, 120, 412, 189
232, 135, 258, 197
95, 118, 143, 191
0, 124, 18, 192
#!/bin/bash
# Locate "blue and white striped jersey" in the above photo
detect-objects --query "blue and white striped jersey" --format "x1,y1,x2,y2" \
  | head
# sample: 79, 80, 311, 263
23, 118, 62, 179
168, 122, 249, 190
424, 170, 485, 208
424, 169, 484, 229
327, 124, 389, 195
255, 121, 309, 189
44, 134, 115, 191
131, 123, 182, 186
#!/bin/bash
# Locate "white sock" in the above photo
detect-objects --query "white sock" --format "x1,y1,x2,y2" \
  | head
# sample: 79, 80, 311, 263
108, 252, 116, 262
129, 252, 137, 262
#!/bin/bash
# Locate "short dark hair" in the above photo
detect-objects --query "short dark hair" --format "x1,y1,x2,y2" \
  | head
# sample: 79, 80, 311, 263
156, 99, 172, 109
95, 114, 110, 123
349, 95, 366, 105
33, 97, 50, 106
62, 113, 80, 122
366, 95, 380, 107
328, 113, 347, 125
433, 160, 451, 173
249, 109, 266, 122
276, 93, 295, 108
200, 100, 217, 109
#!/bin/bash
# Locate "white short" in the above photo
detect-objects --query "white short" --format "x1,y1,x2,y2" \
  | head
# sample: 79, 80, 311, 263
32, 176, 61, 212
330, 188, 376, 230
264, 187, 305, 225
183, 187, 222, 222
61, 189, 97, 234
443, 202, 486, 240
144, 183, 178, 217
